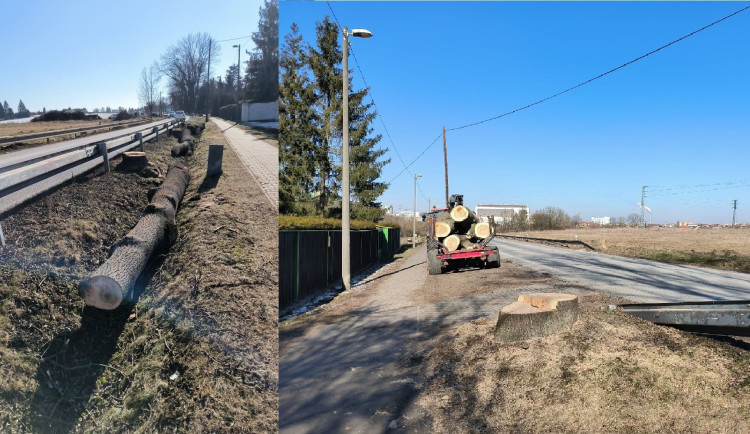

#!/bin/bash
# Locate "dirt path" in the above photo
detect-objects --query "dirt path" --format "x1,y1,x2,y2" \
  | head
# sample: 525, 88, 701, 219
210, 117, 278, 208
280, 249, 591, 432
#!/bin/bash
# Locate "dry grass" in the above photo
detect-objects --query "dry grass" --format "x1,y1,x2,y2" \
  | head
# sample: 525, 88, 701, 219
511, 227, 750, 273
0, 120, 115, 138
416, 293, 750, 433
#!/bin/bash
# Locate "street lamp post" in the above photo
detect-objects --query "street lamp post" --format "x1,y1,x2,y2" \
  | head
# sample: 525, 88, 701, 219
342, 26, 372, 291
413, 174, 422, 248
232, 44, 241, 123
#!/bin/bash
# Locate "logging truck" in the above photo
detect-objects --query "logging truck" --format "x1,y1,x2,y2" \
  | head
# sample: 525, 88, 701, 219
425, 194, 500, 275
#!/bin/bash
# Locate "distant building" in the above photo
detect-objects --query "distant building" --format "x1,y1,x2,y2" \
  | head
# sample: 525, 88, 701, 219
475, 204, 529, 223
591, 216, 611, 225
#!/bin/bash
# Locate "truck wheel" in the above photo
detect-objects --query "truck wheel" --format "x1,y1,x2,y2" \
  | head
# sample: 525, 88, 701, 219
426, 238, 438, 251
427, 249, 443, 275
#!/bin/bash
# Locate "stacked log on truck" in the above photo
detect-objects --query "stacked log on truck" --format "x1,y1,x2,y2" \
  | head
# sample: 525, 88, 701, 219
433, 205, 494, 251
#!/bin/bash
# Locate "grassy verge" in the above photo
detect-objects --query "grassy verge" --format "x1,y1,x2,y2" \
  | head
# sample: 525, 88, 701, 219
0, 120, 277, 431
415, 293, 750, 432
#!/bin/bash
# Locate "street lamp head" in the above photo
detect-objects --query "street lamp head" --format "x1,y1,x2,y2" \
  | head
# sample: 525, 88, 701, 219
232, 44, 239, 48
351, 28, 373, 38
417, 174, 423, 178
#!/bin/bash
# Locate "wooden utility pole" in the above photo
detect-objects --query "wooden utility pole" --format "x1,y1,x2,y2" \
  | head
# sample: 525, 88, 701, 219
206, 41, 211, 122
443, 126, 449, 208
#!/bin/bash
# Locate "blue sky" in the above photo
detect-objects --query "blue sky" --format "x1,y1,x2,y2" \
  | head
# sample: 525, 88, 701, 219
281, 2, 750, 224
0, 0, 263, 112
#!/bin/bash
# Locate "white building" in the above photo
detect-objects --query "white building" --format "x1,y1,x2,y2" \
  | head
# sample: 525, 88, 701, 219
591, 216, 611, 225
474, 204, 529, 223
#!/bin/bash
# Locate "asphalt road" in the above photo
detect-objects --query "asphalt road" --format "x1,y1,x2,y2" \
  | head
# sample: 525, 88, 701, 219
0, 118, 172, 170
491, 239, 750, 303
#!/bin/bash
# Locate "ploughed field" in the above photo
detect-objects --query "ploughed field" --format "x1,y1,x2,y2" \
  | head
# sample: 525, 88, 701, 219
507, 227, 750, 273
0, 120, 278, 432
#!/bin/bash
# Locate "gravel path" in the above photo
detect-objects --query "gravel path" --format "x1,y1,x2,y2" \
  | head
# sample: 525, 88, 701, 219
211, 118, 278, 208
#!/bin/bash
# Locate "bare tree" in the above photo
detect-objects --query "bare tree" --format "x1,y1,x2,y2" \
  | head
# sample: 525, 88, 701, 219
159, 33, 219, 113
138, 62, 160, 115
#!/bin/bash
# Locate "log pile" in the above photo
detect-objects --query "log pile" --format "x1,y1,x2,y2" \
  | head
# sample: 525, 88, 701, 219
433, 205, 493, 252
77, 161, 190, 310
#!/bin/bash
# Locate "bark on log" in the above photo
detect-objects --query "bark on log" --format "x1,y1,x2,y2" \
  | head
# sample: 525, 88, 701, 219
494, 293, 578, 341
171, 140, 194, 157
78, 162, 190, 310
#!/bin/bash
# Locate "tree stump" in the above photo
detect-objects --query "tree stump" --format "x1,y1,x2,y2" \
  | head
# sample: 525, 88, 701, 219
120, 151, 147, 171
78, 162, 190, 310
494, 293, 579, 341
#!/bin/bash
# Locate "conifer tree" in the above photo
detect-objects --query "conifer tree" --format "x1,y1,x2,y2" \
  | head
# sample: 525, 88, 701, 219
0, 100, 5, 120
4, 101, 14, 119
244, 0, 279, 103
308, 16, 389, 220
17, 99, 30, 118
308, 16, 343, 213
279, 23, 318, 214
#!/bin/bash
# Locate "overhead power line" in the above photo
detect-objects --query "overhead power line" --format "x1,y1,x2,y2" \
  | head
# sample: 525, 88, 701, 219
389, 4, 750, 182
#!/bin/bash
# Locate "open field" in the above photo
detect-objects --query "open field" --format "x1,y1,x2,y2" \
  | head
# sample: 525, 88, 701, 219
0, 119, 116, 138
507, 227, 750, 273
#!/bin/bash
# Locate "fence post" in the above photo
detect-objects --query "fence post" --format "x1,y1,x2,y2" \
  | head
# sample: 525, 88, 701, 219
152, 126, 159, 141
97, 142, 110, 173
0, 222, 5, 246
135, 132, 143, 151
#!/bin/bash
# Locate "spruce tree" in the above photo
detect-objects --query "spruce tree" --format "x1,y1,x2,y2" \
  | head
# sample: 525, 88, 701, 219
308, 16, 343, 214
17, 99, 30, 118
244, 0, 279, 103
0, 100, 5, 120
347, 88, 389, 221
4, 101, 14, 119
308, 16, 389, 220
279, 23, 318, 214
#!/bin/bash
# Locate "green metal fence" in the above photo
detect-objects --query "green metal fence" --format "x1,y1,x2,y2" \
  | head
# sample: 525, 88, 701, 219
279, 227, 401, 309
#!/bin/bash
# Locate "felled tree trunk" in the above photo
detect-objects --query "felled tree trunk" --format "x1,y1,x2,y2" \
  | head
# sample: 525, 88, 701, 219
78, 162, 190, 310
467, 221, 493, 239
171, 140, 194, 157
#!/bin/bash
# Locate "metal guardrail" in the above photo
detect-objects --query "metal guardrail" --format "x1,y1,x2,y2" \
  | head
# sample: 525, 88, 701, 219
0, 118, 152, 146
0, 118, 183, 217
496, 234, 597, 251
620, 299, 750, 337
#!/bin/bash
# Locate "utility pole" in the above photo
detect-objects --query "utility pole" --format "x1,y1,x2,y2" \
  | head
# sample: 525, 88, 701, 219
342, 29, 351, 291
413, 174, 422, 248
443, 126, 449, 208
205, 41, 211, 122
232, 44, 241, 123
641, 186, 646, 229
732, 200, 737, 227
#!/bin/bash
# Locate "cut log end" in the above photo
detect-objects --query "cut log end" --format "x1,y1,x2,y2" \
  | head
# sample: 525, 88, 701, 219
475, 222, 492, 239
434, 221, 452, 238
443, 234, 461, 251
78, 275, 123, 310
450, 205, 470, 222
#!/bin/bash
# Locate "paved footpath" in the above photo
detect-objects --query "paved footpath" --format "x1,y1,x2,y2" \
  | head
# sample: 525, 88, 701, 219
211, 118, 277, 208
